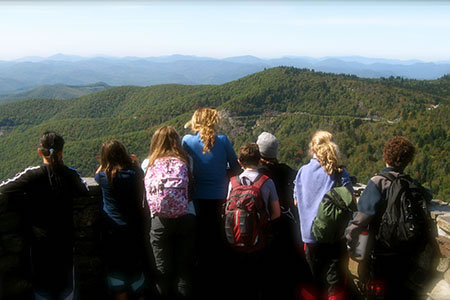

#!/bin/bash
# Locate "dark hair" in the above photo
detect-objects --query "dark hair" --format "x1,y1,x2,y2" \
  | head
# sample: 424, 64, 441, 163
99, 140, 134, 184
39, 131, 65, 188
382, 136, 415, 170
39, 131, 65, 167
238, 143, 261, 167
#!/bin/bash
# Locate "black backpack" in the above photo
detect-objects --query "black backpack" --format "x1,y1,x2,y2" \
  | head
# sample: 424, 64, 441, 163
375, 172, 432, 254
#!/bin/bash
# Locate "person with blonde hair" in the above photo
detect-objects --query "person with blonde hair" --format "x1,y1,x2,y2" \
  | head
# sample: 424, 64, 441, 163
294, 130, 354, 300
143, 126, 195, 299
182, 107, 240, 299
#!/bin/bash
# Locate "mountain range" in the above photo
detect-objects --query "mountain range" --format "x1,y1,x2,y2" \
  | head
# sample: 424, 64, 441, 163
0, 54, 449, 96
0, 82, 111, 104
0, 67, 448, 201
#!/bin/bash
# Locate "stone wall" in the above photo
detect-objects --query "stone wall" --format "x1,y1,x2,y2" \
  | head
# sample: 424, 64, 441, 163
1, 179, 449, 299
427, 202, 450, 299
0, 178, 107, 300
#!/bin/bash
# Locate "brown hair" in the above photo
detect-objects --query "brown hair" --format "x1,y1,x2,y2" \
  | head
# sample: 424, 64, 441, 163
98, 140, 134, 184
309, 130, 341, 175
382, 136, 415, 170
185, 108, 219, 154
238, 143, 261, 168
147, 126, 190, 167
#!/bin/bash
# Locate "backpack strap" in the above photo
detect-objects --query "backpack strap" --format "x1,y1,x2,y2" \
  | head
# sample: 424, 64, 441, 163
325, 188, 351, 212
333, 170, 343, 188
251, 174, 269, 190
378, 171, 398, 182
230, 175, 242, 189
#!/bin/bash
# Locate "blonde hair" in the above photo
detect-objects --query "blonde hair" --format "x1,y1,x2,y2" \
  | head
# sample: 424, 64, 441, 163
309, 130, 341, 175
147, 126, 190, 167
185, 108, 219, 154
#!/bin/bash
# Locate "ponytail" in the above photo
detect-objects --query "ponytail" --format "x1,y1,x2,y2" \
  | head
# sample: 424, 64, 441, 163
39, 131, 65, 188
185, 108, 219, 154
309, 130, 341, 175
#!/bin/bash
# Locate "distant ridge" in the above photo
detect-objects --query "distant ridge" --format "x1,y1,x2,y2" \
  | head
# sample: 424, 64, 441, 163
0, 82, 111, 104
0, 54, 449, 95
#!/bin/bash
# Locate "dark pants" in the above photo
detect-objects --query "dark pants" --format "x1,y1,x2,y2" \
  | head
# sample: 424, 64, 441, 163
303, 240, 348, 299
150, 214, 196, 299
264, 215, 307, 300
228, 250, 267, 300
192, 199, 231, 300
368, 254, 420, 300
101, 218, 147, 296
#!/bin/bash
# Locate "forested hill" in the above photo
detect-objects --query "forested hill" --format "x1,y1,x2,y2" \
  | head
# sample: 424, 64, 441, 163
0, 82, 111, 104
0, 67, 448, 201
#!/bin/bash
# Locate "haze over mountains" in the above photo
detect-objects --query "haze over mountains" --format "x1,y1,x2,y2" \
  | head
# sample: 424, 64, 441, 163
1, 54, 449, 97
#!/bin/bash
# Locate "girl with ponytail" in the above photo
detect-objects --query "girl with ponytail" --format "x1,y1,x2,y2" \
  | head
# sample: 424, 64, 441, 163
0, 131, 88, 300
181, 108, 240, 298
294, 130, 354, 300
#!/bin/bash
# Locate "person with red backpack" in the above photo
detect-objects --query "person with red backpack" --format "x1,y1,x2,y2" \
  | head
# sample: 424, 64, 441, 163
144, 126, 196, 300
224, 143, 280, 300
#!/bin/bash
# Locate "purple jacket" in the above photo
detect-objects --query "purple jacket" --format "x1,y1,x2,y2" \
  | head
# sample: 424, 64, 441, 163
294, 158, 353, 243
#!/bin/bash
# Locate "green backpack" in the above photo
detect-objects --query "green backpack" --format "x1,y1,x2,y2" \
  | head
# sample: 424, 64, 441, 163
312, 177, 356, 243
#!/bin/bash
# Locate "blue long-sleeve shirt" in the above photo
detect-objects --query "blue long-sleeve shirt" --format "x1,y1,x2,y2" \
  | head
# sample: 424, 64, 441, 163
294, 158, 353, 243
95, 166, 144, 226
182, 132, 240, 200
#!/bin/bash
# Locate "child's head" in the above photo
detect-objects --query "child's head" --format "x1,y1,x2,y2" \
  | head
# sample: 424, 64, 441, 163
238, 143, 261, 168
309, 130, 340, 175
148, 126, 189, 166
256, 132, 279, 163
382, 136, 415, 170
185, 107, 219, 153
38, 131, 65, 169
99, 140, 133, 183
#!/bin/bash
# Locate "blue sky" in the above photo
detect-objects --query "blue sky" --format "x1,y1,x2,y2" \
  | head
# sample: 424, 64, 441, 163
1, 1, 449, 61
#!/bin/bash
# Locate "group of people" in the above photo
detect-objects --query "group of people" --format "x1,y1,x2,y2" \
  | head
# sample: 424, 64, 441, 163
0, 107, 436, 300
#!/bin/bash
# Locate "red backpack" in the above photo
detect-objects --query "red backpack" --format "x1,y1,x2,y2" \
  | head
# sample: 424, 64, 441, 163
223, 174, 270, 253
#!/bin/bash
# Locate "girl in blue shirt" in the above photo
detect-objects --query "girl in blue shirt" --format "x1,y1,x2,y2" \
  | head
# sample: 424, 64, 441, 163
181, 108, 240, 298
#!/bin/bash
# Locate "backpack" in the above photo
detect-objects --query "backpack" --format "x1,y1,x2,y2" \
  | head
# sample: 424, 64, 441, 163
259, 163, 297, 221
374, 172, 431, 254
312, 173, 356, 243
145, 157, 189, 218
223, 174, 269, 253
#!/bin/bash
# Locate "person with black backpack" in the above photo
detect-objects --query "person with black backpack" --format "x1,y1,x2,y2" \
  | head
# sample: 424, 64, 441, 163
223, 143, 280, 300
346, 136, 437, 299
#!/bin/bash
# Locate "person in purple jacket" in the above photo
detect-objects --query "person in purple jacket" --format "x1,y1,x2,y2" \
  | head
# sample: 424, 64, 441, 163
182, 108, 240, 299
294, 130, 354, 300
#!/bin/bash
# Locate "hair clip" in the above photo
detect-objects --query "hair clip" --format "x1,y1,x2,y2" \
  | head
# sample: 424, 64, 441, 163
49, 148, 54, 154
